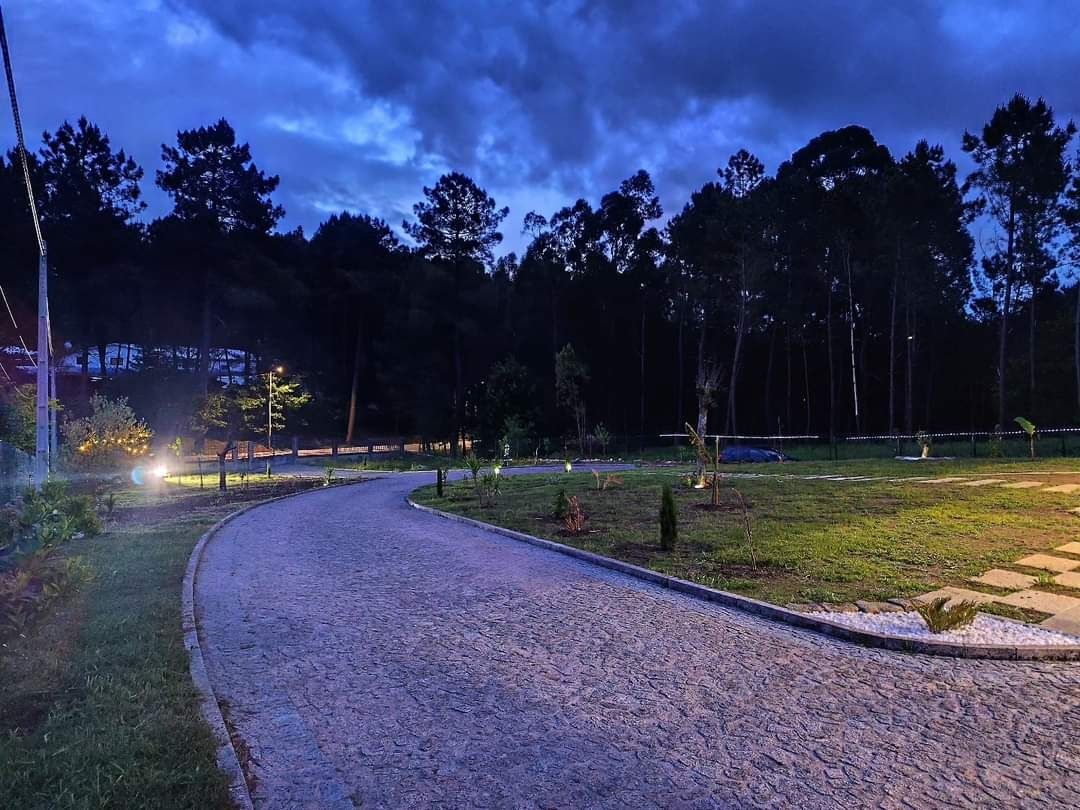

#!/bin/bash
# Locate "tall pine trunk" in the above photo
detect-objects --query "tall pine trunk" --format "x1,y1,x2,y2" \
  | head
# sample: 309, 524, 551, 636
801, 337, 812, 434
888, 243, 899, 433
345, 322, 363, 444
639, 303, 646, 441
1075, 282, 1080, 413
843, 248, 860, 433
726, 264, 747, 436
785, 326, 793, 433
198, 293, 211, 398
764, 324, 776, 435
996, 211, 1016, 430
453, 326, 464, 456
1028, 291, 1036, 416
675, 305, 684, 431
826, 280, 836, 439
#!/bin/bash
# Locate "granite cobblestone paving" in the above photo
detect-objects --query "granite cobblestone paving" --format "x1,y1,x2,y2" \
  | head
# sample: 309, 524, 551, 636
195, 468, 1080, 809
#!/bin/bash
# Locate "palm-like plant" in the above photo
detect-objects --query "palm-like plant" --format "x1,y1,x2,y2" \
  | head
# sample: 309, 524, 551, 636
1014, 416, 1037, 460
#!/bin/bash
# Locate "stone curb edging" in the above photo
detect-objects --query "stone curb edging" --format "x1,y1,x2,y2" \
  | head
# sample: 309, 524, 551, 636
181, 481, 370, 810
406, 497, 1080, 662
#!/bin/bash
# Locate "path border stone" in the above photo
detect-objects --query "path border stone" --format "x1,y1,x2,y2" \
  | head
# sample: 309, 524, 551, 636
407, 496, 1080, 661
182, 481, 370, 810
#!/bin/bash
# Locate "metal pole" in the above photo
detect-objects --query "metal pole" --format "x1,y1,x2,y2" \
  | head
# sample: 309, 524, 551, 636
266, 369, 273, 476
34, 250, 48, 487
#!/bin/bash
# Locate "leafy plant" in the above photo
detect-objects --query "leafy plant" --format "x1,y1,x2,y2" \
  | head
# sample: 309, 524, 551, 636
465, 454, 483, 482
1014, 416, 1037, 460
552, 488, 570, 519
914, 597, 979, 633
436, 467, 445, 498
563, 495, 585, 534
602, 473, 623, 491
1034, 571, 1056, 588
323, 466, 335, 487
659, 484, 677, 550
1, 552, 92, 634
591, 469, 601, 491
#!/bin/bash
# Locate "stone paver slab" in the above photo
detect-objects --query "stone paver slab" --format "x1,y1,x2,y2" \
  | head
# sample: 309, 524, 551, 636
1042, 483, 1080, 494
998, 590, 1080, 615
1014, 554, 1080, 573
1055, 541, 1080, 555
912, 586, 997, 606
959, 479, 1005, 487
1053, 572, 1080, 589
999, 480, 1045, 489
970, 569, 1037, 590
1041, 607, 1080, 637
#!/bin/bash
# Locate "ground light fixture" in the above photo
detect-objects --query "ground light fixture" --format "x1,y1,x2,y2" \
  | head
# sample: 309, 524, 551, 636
564, 459, 572, 473
493, 463, 502, 476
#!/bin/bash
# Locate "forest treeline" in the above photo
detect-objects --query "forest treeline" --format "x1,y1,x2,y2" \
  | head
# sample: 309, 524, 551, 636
2, 93, 1080, 455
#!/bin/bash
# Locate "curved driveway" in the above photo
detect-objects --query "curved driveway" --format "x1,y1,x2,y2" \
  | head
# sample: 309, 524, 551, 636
194, 469, 1080, 809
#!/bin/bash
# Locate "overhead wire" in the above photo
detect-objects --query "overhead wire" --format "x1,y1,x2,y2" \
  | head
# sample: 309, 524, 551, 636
0, 5, 46, 372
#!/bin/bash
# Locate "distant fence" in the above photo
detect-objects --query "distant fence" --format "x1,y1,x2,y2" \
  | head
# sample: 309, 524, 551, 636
165, 426, 1080, 473
0, 441, 32, 503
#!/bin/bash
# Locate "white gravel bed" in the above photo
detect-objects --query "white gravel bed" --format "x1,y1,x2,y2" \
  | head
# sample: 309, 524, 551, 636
812, 610, 1080, 646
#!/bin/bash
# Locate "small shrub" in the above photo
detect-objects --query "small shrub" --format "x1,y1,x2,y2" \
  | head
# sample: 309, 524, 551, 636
465, 454, 482, 482
1014, 416, 1037, 460
436, 467, 445, 498
659, 484, 677, 550
553, 488, 570, 519
323, 467, 335, 487
477, 472, 501, 507
915, 430, 932, 459
589, 423, 612, 456
62, 394, 152, 469
914, 597, 979, 633
602, 473, 622, 491
563, 495, 585, 534
731, 487, 756, 568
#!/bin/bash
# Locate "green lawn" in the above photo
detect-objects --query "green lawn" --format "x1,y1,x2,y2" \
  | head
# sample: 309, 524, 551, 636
414, 460, 1080, 609
0, 477, 320, 809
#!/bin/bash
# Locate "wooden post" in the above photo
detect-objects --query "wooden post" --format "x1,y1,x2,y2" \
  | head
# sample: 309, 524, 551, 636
291, 436, 299, 461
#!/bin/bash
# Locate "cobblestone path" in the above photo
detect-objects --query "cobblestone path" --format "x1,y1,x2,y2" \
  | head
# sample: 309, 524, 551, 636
194, 469, 1080, 809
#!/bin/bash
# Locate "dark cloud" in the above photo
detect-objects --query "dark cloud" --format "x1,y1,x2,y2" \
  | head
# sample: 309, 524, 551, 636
5, 1, 1079, 253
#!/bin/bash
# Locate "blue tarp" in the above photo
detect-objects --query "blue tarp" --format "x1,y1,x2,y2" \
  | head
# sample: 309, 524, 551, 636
720, 445, 791, 463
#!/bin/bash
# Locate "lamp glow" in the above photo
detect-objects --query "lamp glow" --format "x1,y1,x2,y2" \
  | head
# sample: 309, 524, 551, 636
153, 464, 168, 479
564, 460, 572, 473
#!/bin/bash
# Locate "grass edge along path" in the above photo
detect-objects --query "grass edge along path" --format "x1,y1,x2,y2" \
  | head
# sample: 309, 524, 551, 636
0, 478, 321, 810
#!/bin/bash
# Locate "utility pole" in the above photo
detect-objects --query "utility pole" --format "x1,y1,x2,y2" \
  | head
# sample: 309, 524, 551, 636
1, 7, 51, 488
35, 249, 48, 485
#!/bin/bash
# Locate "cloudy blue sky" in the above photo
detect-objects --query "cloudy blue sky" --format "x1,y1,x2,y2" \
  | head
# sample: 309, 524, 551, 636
6, 0, 1080, 254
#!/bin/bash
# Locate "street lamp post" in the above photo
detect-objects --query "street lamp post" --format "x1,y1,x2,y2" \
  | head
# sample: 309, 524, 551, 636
266, 365, 283, 477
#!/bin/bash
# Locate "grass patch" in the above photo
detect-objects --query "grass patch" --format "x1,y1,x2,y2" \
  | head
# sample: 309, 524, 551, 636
414, 462, 1080, 606
0, 477, 321, 809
